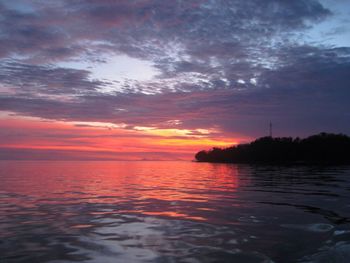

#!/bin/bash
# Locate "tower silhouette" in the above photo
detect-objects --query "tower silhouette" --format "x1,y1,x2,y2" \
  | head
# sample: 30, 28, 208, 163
269, 121, 272, 137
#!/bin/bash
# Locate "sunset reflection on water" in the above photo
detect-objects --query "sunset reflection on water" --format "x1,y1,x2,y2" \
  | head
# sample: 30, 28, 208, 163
1, 161, 240, 221
1, 161, 350, 263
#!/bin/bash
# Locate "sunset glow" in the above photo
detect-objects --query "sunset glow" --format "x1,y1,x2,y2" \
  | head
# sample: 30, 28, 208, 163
1, 2, 350, 262
0, 115, 240, 160
0, 0, 349, 160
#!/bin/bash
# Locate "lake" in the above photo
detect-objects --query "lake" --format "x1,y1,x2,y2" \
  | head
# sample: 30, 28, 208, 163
1, 161, 350, 263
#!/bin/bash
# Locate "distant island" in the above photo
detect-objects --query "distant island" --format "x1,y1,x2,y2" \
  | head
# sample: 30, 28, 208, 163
195, 133, 350, 164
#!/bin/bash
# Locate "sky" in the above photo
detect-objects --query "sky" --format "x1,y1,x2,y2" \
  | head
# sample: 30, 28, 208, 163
0, 0, 349, 160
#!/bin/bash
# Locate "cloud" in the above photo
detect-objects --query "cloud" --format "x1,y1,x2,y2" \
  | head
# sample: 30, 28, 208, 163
0, 0, 349, 144
0, 0, 331, 63
0, 60, 107, 96
1, 44, 350, 137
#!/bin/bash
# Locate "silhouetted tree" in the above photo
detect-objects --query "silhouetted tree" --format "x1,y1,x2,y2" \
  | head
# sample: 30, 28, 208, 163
195, 133, 350, 164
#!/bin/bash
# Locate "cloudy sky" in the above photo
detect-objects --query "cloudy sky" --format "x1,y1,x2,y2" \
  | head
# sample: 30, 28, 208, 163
0, 0, 349, 160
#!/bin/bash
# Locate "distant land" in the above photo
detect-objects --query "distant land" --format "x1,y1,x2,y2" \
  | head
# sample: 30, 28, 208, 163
195, 133, 350, 164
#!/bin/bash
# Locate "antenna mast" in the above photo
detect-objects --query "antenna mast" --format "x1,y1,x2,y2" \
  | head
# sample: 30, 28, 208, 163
269, 121, 272, 137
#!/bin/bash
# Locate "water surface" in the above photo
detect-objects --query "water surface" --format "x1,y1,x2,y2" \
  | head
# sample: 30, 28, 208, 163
1, 161, 350, 262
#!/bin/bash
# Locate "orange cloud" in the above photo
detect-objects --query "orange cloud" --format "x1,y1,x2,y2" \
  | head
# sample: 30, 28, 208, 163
0, 115, 246, 160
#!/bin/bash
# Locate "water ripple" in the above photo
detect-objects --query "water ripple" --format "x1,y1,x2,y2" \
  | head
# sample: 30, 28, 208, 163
1, 161, 350, 263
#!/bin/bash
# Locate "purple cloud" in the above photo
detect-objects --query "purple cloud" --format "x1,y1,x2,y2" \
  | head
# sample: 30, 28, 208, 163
0, 0, 349, 141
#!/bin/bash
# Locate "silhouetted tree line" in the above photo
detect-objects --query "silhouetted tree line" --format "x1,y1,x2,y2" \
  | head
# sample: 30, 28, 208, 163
195, 133, 350, 164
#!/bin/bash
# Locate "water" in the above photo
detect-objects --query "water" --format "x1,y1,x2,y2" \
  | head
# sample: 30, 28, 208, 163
1, 161, 350, 263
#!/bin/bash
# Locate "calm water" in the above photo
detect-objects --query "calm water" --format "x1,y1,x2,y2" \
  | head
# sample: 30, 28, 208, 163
1, 161, 350, 263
